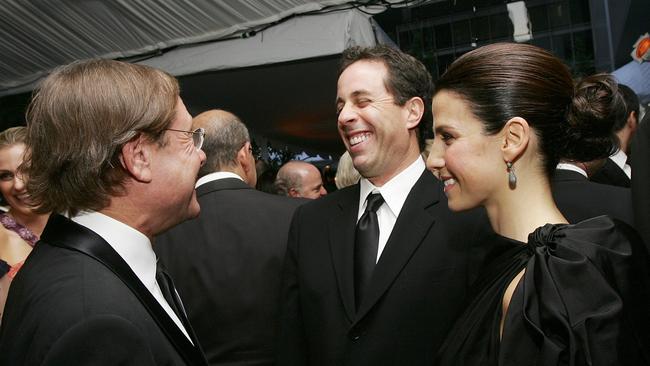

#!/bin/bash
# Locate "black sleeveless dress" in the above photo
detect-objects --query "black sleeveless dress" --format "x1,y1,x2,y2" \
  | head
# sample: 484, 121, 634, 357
436, 216, 650, 365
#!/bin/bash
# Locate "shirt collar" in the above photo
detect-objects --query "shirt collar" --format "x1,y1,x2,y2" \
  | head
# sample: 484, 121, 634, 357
556, 162, 588, 178
196, 171, 243, 188
71, 211, 158, 291
609, 149, 628, 170
359, 156, 425, 217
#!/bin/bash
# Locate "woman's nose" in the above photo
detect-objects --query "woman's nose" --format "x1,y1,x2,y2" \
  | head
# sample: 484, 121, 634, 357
13, 173, 26, 191
425, 141, 445, 176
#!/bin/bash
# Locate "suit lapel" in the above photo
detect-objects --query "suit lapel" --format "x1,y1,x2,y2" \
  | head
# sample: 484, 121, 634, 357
41, 214, 207, 366
354, 171, 441, 322
328, 185, 360, 323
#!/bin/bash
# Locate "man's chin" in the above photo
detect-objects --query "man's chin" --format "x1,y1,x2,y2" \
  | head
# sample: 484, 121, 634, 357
172, 200, 201, 227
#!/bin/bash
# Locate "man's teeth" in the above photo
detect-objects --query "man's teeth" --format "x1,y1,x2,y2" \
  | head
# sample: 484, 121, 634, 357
349, 133, 370, 146
443, 178, 456, 187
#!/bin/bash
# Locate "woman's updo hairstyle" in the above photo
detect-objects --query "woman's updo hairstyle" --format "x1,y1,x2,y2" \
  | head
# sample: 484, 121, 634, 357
434, 43, 621, 176
564, 73, 624, 162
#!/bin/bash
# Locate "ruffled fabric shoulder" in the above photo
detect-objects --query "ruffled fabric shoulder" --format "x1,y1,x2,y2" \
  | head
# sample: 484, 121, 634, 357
521, 215, 650, 365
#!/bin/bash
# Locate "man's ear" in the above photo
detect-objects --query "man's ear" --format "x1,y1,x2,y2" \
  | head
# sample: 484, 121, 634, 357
501, 117, 530, 163
119, 135, 153, 183
237, 142, 252, 171
288, 188, 300, 198
628, 111, 638, 132
404, 96, 425, 130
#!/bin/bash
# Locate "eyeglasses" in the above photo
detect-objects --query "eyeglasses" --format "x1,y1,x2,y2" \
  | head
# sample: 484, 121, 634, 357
165, 127, 205, 150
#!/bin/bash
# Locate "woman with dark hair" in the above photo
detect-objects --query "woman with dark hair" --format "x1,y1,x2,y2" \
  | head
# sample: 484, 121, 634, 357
0, 126, 50, 320
426, 43, 650, 365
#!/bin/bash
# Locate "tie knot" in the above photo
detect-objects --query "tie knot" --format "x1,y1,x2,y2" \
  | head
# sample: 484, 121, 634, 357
365, 193, 384, 213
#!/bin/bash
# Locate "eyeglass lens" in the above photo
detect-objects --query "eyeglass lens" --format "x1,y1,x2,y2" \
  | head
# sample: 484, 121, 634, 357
193, 128, 204, 150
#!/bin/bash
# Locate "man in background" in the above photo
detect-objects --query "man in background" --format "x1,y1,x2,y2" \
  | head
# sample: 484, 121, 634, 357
275, 161, 327, 199
155, 109, 304, 366
590, 83, 640, 187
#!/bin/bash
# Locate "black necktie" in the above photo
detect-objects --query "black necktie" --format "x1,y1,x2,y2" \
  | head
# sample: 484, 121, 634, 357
156, 262, 208, 361
354, 192, 384, 311
156, 261, 191, 330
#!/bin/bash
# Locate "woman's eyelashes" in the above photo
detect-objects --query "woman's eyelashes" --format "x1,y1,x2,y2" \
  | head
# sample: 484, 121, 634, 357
0, 171, 13, 181
436, 130, 455, 145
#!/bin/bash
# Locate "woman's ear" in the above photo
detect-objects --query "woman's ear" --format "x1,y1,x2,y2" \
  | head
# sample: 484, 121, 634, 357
501, 117, 530, 163
404, 97, 425, 129
119, 135, 153, 183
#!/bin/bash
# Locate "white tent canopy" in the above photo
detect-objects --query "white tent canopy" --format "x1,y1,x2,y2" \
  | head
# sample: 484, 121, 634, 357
0, 0, 398, 97
0, 0, 407, 153
141, 9, 388, 76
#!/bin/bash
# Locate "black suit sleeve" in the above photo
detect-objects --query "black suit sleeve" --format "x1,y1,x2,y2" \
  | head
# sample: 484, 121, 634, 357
276, 206, 308, 366
632, 114, 650, 251
42, 315, 157, 366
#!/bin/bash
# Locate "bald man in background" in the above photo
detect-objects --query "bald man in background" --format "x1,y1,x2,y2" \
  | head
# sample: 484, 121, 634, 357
275, 161, 327, 199
155, 109, 304, 366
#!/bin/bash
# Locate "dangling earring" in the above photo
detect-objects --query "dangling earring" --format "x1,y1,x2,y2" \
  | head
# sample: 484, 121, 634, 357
506, 161, 517, 189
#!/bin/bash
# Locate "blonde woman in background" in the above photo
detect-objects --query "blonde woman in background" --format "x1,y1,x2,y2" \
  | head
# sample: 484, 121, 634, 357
0, 127, 49, 319
334, 151, 361, 189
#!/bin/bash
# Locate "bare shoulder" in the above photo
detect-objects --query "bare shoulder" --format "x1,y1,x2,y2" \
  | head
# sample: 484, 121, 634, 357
0, 227, 33, 266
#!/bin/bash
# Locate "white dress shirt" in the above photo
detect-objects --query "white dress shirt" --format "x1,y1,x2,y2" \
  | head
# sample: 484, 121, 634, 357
195, 171, 243, 188
609, 149, 632, 178
358, 157, 425, 263
72, 211, 192, 342
556, 162, 588, 178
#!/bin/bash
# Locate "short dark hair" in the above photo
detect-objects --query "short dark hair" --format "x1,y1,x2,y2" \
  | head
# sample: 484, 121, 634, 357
25, 59, 179, 215
340, 45, 434, 149
435, 43, 621, 176
612, 84, 640, 132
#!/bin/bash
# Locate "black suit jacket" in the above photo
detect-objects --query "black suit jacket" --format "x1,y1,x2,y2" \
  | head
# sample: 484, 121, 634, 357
590, 157, 631, 188
631, 114, 650, 251
277, 170, 492, 366
0, 214, 206, 365
552, 169, 634, 226
155, 178, 305, 365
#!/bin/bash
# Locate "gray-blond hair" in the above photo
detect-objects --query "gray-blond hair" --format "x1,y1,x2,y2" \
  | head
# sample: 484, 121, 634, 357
24, 59, 179, 215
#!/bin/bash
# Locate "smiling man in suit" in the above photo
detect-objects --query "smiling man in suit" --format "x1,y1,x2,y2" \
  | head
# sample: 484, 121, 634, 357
155, 109, 304, 365
277, 45, 490, 366
0, 59, 207, 365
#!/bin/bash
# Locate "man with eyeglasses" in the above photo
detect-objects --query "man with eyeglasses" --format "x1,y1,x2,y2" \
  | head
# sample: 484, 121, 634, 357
155, 109, 305, 366
0, 59, 208, 365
